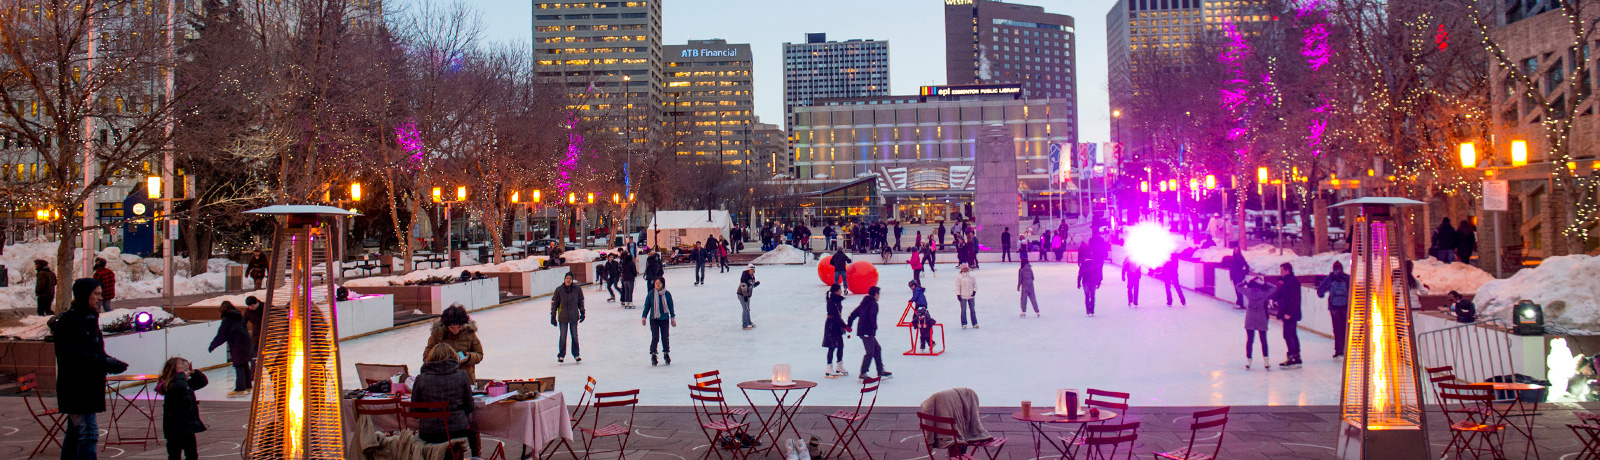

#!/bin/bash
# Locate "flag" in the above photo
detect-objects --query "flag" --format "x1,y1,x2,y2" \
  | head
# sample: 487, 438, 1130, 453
1076, 142, 1098, 175
1048, 143, 1064, 184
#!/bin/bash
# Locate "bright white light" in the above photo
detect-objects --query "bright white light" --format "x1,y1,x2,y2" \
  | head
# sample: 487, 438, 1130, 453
1125, 222, 1177, 268
1521, 308, 1536, 319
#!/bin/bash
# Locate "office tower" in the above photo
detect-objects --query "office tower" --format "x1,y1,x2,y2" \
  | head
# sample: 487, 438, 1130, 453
532, 1, 664, 139
663, 39, 754, 172
782, 33, 889, 130
943, 0, 1076, 101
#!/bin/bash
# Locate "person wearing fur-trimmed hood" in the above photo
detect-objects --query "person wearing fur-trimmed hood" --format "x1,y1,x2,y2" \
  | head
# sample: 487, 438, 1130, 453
425, 304, 484, 380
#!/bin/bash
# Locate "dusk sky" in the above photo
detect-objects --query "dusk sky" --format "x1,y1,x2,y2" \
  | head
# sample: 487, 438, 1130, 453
406, 0, 1119, 141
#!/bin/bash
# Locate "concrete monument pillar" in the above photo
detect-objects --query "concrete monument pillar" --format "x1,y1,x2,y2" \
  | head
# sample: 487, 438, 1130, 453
974, 124, 1018, 253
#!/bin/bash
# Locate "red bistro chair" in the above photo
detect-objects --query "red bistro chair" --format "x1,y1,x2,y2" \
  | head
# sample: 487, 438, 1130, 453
1425, 366, 1456, 403
1437, 382, 1508, 460
1153, 407, 1229, 460
353, 396, 403, 434
1568, 423, 1600, 460
689, 383, 753, 460
20, 374, 64, 459
1076, 422, 1141, 460
1062, 389, 1131, 446
541, 376, 596, 459
915, 412, 1007, 460
579, 389, 640, 460
693, 370, 753, 423
825, 376, 881, 460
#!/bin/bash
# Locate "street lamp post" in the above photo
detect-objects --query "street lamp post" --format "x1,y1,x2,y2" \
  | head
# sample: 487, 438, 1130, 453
329, 182, 362, 282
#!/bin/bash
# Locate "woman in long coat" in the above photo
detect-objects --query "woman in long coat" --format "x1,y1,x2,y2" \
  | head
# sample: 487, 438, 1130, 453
823, 283, 850, 378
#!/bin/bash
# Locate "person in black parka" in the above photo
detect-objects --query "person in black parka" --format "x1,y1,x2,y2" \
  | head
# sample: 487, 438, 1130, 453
50, 278, 129, 460
619, 253, 639, 308
413, 343, 479, 457
1273, 263, 1304, 367
847, 286, 890, 381
207, 301, 255, 395
830, 249, 852, 292
156, 357, 209, 460
823, 283, 850, 378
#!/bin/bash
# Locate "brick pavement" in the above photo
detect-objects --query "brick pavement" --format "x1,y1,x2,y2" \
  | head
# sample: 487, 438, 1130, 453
2, 396, 1596, 459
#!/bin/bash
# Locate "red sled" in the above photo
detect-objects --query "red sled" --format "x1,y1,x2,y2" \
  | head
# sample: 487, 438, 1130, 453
897, 301, 945, 356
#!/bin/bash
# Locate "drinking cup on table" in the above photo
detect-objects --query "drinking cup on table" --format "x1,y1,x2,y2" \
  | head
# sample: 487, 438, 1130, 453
1021, 400, 1032, 416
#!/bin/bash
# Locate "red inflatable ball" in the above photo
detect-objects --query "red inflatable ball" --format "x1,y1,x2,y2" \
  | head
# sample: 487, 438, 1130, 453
845, 261, 879, 294
817, 255, 836, 285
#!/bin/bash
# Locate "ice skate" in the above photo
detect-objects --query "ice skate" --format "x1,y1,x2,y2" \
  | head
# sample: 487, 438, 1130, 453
575, 356, 582, 363
228, 390, 250, 398
878, 371, 893, 379
1279, 356, 1299, 369
834, 364, 848, 377
651, 353, 658, 366
1020, 313, 1026, 318
1262, 356, 1271, 370
1245, 358, 1251, 370
1035, 313, 1041, 317
664, 353, 671, 365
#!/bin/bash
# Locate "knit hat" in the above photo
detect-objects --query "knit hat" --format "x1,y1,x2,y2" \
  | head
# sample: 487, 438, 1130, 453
71, 278, 101, 302
746, 264, 755, 270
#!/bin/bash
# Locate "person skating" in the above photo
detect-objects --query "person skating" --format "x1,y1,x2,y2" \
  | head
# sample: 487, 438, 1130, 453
718, 236, 731, 273
1077, 233, 1108, 316
1272, 263, 1303, 368
847, 287, 891, 382
619, 253, 639, 308
823, 283, 850, 378
1227, 245, 1248, 309
738, 264, 760, 329
1316, 261, 1351, 359
206, 301, 254, 397
1159, 258, 1186, 307
551, 272, 585, 363
602, 254, 619, 302
924, 243, 938, 276
645, 250, 665, 287
50, 277, 130, 460
956, 264, 978, 328
34, 260, 55, 316
1120, 257, 1142, 307
156, 357, 209, 460
426, 305, 484, 379
909, 245, 924, 284
1018, 258, 1039, 317
910, 302, 937, 352
641, 278, 676, 366
830, 248, 851, 292
1238, 276, 1275, 370
693, 242, 708, 285
1001, 227, 1013, 262
92, 258, 115, 312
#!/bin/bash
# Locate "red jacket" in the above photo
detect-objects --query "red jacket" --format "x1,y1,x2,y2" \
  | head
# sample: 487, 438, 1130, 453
93, 267, 116, 300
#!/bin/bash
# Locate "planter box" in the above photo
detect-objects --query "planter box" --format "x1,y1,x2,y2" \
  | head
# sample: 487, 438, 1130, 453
483, 267, 569, 297
354, 278, 499, 315
335, 294, 396, 337
565, 262, 597, 284
1213, 268, 1238, 304
105, 320, 228, 377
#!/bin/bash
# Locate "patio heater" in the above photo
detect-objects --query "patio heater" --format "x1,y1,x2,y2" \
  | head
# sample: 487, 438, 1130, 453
1332, 197, 1429, 460
241, 205, 359, 459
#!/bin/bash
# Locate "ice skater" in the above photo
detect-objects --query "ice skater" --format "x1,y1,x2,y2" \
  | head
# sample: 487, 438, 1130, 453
956, 264, 978, 328
909, 245, 924, 283
830, 248, 851, 292
911, 302, 937, 352
1238, 276, 1275, 370
847, 286, 891, 382
602, 254, 619, 302
207, 301, 254, 397
1227, 245, 1248, 309
823, 283, 850, 378
693, 242, 708, 285
641, 278, 675, 366
619, 253, 638, 308
738, 264, 760, 329
1001, 227, 1013, 262
1077, 233, 1109, 316
1120, 257, 1142, 307
1316, 261, 1350, 358
1273, 263, 1303, 368
1018, 258, 1038, 317
551, 272, 585, 363
1159, 258, 1186, 306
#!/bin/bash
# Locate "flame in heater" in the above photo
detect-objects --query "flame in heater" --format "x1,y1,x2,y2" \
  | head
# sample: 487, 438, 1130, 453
1369, 222, 1396, 423
286, 306, 305, 456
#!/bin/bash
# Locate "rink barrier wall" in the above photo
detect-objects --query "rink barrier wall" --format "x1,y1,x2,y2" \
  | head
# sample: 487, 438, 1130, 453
483, 267, 570, 297
354, 278, 499, 315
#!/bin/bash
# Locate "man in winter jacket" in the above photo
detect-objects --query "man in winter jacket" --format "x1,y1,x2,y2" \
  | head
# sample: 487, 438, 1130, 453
601, 254, 618, 302
1316, 262, 1351, 358
644, 251, 664, 285
1160, 258, 1186, 306
847, 287, 891, 381
208, 302, 256, 396
50, 278, 128, 460
830, 249, 852, 292
619, 254, 639, 308
1077, 234, 1109, 316
1273, 263, 1304, 367
92, 258, 115, 312
1001, 228, 1013, 262
738, 265, 761, 329
35, 260, 55, 316
956, 264, 978, 328
550, 273, 586, 363
1121, 257, 1142, 306
693, 242, 708, 285
1018, 259, 1039, 316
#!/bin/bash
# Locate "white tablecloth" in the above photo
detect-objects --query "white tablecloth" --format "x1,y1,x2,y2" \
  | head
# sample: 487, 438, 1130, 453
345, 391, 573, 449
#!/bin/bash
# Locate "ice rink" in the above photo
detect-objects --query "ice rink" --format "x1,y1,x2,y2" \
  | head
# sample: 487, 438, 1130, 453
199, 259, 1344, 407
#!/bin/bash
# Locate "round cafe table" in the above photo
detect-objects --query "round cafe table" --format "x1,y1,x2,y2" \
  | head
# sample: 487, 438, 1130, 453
1482, 382, 1545, 460
104, 374, 161, 450
737, 380, 817, 455
1011, 407, 1119, 459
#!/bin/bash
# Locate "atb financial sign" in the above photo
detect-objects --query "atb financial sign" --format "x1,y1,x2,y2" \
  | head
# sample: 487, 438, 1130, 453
679, 47, 740, 58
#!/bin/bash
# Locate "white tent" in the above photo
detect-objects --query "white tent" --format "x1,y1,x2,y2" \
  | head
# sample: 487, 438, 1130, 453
647, 210, 731, 249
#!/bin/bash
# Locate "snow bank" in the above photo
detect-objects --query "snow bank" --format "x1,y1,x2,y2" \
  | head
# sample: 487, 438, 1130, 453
1411, 258, 1495, 295
1479, 255, 1600, 330
556, 249, 605, 264
478, 256, 550, 273
0, 315, 50, 339
343, 266, 467, 287
752, 244, 806, 264
99, 306, 181, 329
0, 242, 236, 311
1188, 243, 1350, 275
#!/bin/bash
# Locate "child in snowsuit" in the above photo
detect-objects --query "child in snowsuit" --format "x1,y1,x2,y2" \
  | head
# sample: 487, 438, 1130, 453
911, 304, 937, 352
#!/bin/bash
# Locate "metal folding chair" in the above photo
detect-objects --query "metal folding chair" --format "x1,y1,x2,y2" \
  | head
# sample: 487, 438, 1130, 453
1569, 423, 1600, 460
915, 412, 1007, 460
580, 389, 640, 460
19, 374, 64, 459
689, 383, 752, 460
825, 376, 880, 460
1076, 422, 1140, 460
352, 396, 402, 434
1437, 382, 1508, 460
694, 370, 753, 423
541, 376, 596, 459
1153, 407, 1228, 460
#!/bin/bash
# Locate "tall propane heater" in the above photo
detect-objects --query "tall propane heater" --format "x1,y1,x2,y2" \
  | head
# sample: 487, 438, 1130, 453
1332, 197, 1428, 459
241, 205, 360, 459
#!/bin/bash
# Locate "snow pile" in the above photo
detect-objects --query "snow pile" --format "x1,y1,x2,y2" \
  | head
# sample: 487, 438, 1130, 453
0, 315, 51, 340
0, 242, 236, 311
752, 245, 806, 264
1411, 258, 1495, 295
555, 249, 605, 264
1479, 255, 1600, 330
1187, 243, 1350, 275
189, 291, 264, 307
478, 256, 550, 273
344, 266, 469, 287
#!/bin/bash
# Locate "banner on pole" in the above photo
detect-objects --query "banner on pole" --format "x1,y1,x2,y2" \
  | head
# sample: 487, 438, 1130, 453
1048, 143, 1065, 184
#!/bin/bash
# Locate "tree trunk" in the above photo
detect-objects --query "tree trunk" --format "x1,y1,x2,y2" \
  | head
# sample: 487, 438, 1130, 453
53, 222, 76, 314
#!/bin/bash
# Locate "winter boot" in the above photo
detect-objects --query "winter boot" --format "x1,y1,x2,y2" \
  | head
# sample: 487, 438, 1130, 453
651, 353, 658, 366
807, 435, 822, 460
664, 353, 671, 365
